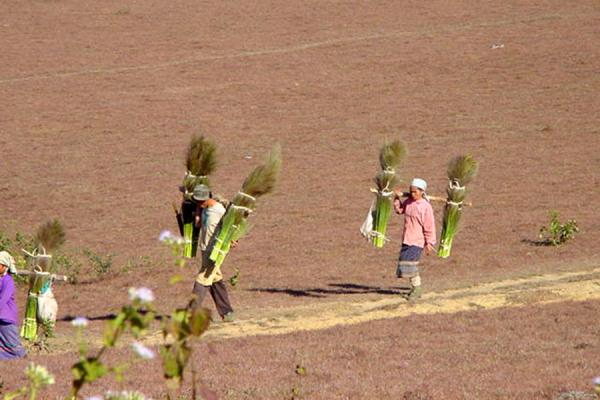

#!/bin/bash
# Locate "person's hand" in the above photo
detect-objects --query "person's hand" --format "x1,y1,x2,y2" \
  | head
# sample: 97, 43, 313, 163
393, 199, 402, 214
425, 243, 435, 255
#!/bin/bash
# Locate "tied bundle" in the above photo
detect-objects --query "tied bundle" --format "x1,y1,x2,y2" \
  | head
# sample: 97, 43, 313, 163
21, 220, 65, 341
178, 135, 217, 258
438, 154, 478, 258
209, 145, 281, 268
363, 140, 407, 248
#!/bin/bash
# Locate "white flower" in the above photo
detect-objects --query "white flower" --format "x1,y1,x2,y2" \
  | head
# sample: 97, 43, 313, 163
105, 391, 149, 400
131, 341, 155, 359
159, 230, 184, 244
158, 230, 174, 242
593, 376, 600, 386
25, 363, 55, 386
128, 287, 155, 303
85, 396, 104, 400
71, 317, 89, 327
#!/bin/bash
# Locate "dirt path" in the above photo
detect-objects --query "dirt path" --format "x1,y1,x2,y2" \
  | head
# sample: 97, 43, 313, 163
145, 266, 600, 343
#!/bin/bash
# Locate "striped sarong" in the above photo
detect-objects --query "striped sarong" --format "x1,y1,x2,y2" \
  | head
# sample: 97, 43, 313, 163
0, 321, 26, 360
396, 244, 423, 278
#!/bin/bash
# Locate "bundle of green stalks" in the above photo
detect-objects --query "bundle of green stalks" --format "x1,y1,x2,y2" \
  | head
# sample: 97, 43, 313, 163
369, 140, 406, 248
209, 145, 281, 268
179, 135, 217, 258
438, 155, 478, 258
21, 220, 65, 341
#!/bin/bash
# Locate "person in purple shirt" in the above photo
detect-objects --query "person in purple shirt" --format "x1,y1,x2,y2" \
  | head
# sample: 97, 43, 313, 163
0, 250, 26, 360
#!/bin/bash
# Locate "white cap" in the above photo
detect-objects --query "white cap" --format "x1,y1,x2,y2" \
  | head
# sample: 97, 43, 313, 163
410, 178, 427, 191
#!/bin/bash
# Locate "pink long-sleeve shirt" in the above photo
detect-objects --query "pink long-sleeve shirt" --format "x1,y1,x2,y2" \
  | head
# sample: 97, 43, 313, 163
399, 197, 436, 248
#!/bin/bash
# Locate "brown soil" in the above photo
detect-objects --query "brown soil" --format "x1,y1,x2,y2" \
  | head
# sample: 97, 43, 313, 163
1, 0, 599, 398
2, 298, 600, 399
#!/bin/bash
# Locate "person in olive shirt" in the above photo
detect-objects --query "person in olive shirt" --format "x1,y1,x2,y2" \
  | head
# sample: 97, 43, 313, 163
189, 184, 235, 322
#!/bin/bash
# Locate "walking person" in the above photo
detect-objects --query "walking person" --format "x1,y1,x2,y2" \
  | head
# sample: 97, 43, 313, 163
0, 251, 26, 360
189, 184, 235, 322
393, 178, 436, 301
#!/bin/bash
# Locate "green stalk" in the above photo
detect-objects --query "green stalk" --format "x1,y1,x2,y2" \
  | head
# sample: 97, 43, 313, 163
438, 203, 461, 258
210, 207, 245, 266
215, 219, 248, 267
21, 294, 38, 340
438, 154, 478, 259
183, 223, 194, 258
373, 195, 392, 248
209, 145, 280, 267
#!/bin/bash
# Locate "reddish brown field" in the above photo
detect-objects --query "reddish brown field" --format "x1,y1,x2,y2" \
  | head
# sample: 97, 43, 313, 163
0, 0, 599, 398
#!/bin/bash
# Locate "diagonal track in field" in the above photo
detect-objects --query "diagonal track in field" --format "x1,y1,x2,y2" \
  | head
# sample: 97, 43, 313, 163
145, 267, 600, 342
0, 11, 595, 84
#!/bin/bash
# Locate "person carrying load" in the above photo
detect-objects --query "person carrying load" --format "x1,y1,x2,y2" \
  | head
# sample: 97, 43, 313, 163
393, 178, 436, 301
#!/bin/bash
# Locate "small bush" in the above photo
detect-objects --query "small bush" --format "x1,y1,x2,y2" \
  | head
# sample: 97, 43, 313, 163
52, 253, 82, 283
83, 249, 114, 276
539, 211, 579, 246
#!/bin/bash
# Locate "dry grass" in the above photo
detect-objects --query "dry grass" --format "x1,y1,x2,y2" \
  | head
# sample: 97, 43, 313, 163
34, 219, 65, 253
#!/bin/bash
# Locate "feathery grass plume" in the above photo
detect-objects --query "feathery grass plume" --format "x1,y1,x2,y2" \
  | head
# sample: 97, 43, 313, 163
183, 135, 217, 195
209, 145, 282, 268
368, 139, 407, 248
35, 219, 65, 254
180, 135, 218, 258
438, 154, 478, 258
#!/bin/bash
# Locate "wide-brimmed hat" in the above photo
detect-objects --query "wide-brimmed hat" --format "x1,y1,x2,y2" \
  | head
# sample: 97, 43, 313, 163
192, 184, 211, 201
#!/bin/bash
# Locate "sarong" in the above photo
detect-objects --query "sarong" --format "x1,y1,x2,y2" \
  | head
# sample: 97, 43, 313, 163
396, 244, 423, 278
0, 321, 26, 360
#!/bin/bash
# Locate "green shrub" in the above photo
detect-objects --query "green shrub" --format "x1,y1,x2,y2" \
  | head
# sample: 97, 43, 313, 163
83, 249, 114, 276
52, 253, 82, 283
539, 211, 579, 246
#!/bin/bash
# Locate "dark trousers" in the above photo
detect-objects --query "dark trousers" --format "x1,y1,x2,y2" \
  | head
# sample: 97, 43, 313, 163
191, 280, 233, 318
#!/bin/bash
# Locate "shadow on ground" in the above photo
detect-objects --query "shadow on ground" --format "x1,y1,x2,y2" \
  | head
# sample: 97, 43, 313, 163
248, 283, 411, 298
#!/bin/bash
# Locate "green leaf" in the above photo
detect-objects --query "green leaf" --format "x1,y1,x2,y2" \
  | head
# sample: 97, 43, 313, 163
189, 308, 211, 336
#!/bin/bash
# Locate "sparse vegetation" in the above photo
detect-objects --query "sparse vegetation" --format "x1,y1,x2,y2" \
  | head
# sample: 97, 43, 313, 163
539, 211, 579, 246
83, 249, 114, 276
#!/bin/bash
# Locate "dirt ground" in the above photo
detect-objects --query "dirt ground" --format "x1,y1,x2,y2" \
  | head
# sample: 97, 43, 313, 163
0, 0, 599, 398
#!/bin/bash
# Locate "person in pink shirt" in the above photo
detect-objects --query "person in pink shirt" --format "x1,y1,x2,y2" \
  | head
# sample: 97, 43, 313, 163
393, 178, 436, 301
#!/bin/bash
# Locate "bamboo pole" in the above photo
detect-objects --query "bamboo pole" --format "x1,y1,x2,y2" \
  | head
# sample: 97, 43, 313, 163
14, 270, 71, 282
392, 190, 473, 207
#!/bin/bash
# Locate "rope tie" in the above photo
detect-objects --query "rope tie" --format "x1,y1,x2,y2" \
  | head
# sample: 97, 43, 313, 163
370, 187, 395, 198
369, 231, 390, 242
237, 191, 256, 202
448, 179, 466, 191
184, 171, 208, 180
231, 204, 254, 214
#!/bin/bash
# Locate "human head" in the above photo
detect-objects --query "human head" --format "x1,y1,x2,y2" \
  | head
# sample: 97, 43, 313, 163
409, 178, 427, 200
192, 184, 211, 202
0, 251, 16, 276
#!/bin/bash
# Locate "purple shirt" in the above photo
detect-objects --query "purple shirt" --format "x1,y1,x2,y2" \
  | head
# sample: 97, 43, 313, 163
0, 274, 18, 324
